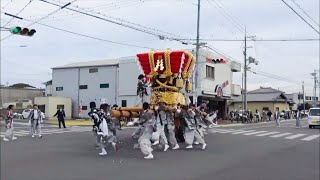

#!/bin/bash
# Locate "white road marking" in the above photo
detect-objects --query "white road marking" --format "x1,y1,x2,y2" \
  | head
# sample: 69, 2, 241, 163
231, 130, 256, 134
300, 135, 320, 141
270, 133, 292, 138
285, 134, 306, 139
256, 132, 279, 136
243, 131, 268, 135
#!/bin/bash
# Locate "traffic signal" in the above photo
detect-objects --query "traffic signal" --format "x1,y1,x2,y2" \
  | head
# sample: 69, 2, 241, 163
9, 26, 36, 36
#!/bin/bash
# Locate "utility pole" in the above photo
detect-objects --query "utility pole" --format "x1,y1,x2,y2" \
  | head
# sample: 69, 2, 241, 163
302, 81, 305, 112
194, 0, 201, 106
311, 70, 318, 107
243, 27, 247, 111
242, 73, 244, 111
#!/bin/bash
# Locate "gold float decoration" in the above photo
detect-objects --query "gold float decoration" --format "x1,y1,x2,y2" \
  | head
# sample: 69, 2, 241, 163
163, 49, 173, 76
148, 50, 158, 77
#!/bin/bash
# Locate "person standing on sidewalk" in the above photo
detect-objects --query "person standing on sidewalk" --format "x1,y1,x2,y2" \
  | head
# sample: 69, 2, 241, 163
275, 108, 281, 127
3, 105, 17, 141
296, 109, 302, 128
29, 104, 43, 138
54, 107, 66, 128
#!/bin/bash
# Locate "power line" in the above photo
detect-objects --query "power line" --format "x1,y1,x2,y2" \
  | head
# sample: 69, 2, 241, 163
289, 0, 319, 26
42, 0, 146, 22
210, 0, 245, 32
40, 0, 190, 42
204, 45, 301, 84
205, 0, 244, 34
1, 12, 154, 49
3, 0, 33, 27
178, 38, 319, 42
281, 0, 320, 34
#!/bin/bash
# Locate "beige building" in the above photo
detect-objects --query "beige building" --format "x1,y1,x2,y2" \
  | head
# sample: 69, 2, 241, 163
34, 97, 72, 119
229, 87, 293, 113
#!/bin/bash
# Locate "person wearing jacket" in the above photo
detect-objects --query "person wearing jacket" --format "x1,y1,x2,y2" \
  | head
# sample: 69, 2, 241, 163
3, 105, 17, 141
138, 102, 156, 159
54, 107, 66, 128
165, 108, 180, 150
184, 104, 206, 150
296, 109, 302, 128
88, 102, 101, 147
275, 108, 281, 127
152, 102, 170, 152
29, 104, 43, 138
96, 104, 117, 156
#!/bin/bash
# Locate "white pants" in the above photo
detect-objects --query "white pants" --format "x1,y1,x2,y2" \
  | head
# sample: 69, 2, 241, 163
153, 124, 168, 145
167, 123, 178, 147
4, 127, 14, 139
184, 128, 205, 145
276, 118, 280, 127
30, 120, 42, 135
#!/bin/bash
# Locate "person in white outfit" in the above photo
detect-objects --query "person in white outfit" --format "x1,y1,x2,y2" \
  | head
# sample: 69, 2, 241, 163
96, 104, 118, 156
152, 102, 170, 152
3, 105, 17, 141
138, 102, 156, 159
184, 104, 207, 150
29, 104, 43, 138
275, 108, 281, 127
296, 109, 302, 128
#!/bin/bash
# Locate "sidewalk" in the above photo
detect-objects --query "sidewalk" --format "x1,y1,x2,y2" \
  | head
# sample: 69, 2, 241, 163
47, 119, 92, 126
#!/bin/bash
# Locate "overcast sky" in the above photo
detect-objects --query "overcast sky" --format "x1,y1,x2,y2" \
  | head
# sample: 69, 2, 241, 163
1, 0, 319, 95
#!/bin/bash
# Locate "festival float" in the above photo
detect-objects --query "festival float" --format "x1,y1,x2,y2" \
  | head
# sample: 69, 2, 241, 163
111, 49, 196, 117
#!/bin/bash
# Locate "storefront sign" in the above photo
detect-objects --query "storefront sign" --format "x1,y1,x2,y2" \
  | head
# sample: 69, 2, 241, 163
215, 80, 229, 97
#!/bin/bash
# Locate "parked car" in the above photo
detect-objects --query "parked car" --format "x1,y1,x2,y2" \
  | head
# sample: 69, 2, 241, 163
22, 109, 45, 119
308, 108, 320, 128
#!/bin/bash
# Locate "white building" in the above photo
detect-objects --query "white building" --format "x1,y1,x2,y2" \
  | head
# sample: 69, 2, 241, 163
51, 48, 241, 118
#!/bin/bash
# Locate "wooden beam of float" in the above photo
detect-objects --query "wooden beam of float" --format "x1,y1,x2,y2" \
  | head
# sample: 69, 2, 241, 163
111, 106, 180, 118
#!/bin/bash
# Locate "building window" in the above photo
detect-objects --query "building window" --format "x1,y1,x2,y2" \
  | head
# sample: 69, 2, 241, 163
89, 68, 98, 73
56, 87, 63, 91
122, 100, 127, 107
100, 83, 109, 88
57, 104, 64, 109
206, 65, 215, 79
82, 106, 88, 110
79, 85, 88, 89
262, 107, 269, 111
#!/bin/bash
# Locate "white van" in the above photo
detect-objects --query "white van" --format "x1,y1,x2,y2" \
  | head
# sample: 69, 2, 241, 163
308, 108, 320, 128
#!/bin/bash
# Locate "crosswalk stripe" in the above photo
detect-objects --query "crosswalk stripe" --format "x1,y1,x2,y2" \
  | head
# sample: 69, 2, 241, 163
243, 131, 268, 135
256, 132, 279, 136
285, 134, 306, 139
300, 135, 320, 141
270, 133, 292, 138
0, 128, 92, 137
231, 130, 256, 134
212, 129, 235, 132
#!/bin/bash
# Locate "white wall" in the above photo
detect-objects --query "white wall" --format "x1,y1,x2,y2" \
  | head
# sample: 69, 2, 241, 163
52, 68, 79, 117
196, 49, 234, 97
78, 66, 118, 116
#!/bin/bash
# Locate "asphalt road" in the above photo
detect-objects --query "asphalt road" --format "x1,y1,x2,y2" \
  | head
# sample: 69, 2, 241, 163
1, 119, 319, 180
